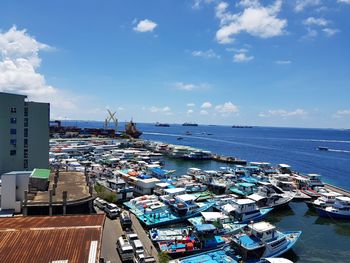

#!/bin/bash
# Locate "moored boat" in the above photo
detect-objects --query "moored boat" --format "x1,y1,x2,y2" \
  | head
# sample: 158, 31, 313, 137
315, 196, 350, 219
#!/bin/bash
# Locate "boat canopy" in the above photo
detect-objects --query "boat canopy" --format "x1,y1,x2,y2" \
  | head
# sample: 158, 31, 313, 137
195, 224, 217, 232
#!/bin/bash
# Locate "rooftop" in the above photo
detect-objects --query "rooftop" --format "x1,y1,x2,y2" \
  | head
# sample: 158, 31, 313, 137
250, 221, 276, 233
30, 169, 51, 180
0, 214, 104, 263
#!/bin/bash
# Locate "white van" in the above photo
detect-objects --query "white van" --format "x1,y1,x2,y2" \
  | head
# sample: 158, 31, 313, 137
104, 203, 120, 219
116, 235, 134, 261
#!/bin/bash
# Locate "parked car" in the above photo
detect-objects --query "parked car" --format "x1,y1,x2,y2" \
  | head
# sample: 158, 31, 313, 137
104, 203, 121, 219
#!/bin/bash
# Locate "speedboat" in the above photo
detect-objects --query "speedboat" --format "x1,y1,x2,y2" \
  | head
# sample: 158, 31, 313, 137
315, 196, 350, 219
232, 221, 301, 262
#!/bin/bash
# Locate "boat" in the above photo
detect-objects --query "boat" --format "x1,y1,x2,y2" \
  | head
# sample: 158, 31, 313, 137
177, 137, 183, 140
231, 221, 302, 262
170, 245, 239, 263
185, 131, 192, 135
150, 226, 193, 242
155, 122, 170, 127
317, 146, 329, 151
315, 196, 350, 219
183, 122, 198, 126
220, 199, 273, 224
157, 224, 227, 258
247, 182, 295, 209
125, 120, 142, 138
169, 146, 191, 158
232, 125, 253, 128
230, 183, 256, 197
306, 191, 343, 210
183, 150, 212, 161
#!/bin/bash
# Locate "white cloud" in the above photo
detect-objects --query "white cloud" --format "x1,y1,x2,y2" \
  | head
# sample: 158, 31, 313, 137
174, 82, 210, 91
335, 109, 350, 117
187, 109, 194, 114
0, 26, 78, 113
295, 0, 321, 12
215, 102, 239, 115
323, 28, 340, 37
234, 52, 254, 62
191, 49, 220, 59
133, 19, 157, 32
200, 109, 209, 115
275, 60, 292, 65
149, 106, 172, 115
117, 107, 124, 111
192, 0, 215, 9
187, 103, 195, 107
338, 0, 350, 4
215, 0, 287, 44
259, 108, 307, 118
226, 47, 249, 53
201, 102, 212, 109
303, 17, 329, 27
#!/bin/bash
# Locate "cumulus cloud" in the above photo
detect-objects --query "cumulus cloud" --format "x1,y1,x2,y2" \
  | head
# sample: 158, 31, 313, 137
259, 108, 307, 118
192, 0, 215, 9
275, 60, 292, 65
234, 52, 254, 62
133, 19, 157, 32
215, 102, 239, 115
323, 28, 340, 37
215, 0, 287, 44
187, 103, 195, 107
295, 0, 321, 12
191, 49, 220, 59
0, 26, 78, 113
303, 17, 329, 27
174, 82, 210, 91
200, 109, 209, 115
149, 106, 172, 115
201, 102, 212, 109
335, 109, 350, 117
338, 0, 350, 4
187, 109, 194, 114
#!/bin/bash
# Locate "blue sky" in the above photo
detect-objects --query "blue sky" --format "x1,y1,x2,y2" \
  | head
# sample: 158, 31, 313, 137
0, 0, 349, 128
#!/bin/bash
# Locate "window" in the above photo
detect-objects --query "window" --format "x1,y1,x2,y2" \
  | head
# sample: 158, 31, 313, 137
10, 150, 16, 156
10, 139, 16, 146
10, 117, 17, 124
24, 118, 28, 127
24, 138, 28, 147
24, 149, 28, 159
10, 128, 16, 135
24, 159, 28, 169
24, 128, 28, 137
24, 107, 28, 117
10, 107, 16, 113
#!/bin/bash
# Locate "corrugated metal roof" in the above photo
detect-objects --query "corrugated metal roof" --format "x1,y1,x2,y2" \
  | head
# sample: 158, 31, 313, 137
0, 214, 105, 263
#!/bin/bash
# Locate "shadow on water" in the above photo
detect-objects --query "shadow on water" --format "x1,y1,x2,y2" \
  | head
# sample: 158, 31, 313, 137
267, 206, 295, 224
314, 217, 350, 237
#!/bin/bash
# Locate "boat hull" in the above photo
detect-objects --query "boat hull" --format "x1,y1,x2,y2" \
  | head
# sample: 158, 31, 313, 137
315, 207, 350, 219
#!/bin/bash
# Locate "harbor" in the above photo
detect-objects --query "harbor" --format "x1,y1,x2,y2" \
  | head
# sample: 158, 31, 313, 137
49, 131, 350, 263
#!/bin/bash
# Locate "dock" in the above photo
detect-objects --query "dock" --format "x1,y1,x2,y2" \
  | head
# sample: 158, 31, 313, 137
325, 183, 350, 197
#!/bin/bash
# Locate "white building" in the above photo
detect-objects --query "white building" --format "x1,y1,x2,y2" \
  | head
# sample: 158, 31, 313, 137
0, 92, 49, 175
0, 171, 31, 212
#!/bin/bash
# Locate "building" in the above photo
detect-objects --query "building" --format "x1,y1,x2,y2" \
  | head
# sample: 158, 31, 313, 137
0, 92, 50, 175
0, 214, 105, 263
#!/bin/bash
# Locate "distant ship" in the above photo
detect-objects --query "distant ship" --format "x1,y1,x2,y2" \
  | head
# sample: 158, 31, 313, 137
183, 122, 198, 126
232, 125, 253, 128
155, 122, 170, 127
317, 146, 329, 151
125, 120, 142, 138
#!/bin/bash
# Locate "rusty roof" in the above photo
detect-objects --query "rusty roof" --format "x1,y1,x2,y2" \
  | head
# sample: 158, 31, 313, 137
0, 214, 105, 263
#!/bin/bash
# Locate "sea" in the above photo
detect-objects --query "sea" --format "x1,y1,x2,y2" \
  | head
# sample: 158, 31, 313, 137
65, 121, 350, 262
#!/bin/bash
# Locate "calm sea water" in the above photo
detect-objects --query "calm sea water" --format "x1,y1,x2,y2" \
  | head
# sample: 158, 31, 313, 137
67, 121, 350, 262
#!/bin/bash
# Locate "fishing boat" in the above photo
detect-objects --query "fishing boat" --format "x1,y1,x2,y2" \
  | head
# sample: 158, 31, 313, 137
157, 224, 227, 258
169, 245, 239, 263
183, 122, 198, 126
220, 199, 273, 224
315, 196, 350, 219
231, 221, 302, 262
150, 226, 193, 242
247, 182, 295, 209
317, 146, 329, 151
306, 191, 343, 210
184, 150, 212, 161
230, 182, 256, 197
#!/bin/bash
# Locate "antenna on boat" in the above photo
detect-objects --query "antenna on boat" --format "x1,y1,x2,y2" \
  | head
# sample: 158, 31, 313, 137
104, 109, 118, 132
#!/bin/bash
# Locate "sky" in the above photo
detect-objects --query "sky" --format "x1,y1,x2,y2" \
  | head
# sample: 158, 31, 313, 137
0, 0, 349, 128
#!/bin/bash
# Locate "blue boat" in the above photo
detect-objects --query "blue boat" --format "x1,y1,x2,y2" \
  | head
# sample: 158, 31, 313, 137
230, 183, 256, 197
157, 224, 229, 258
171, 245, 240, 263
231, 221, 301, 262
315, 196, 350, 219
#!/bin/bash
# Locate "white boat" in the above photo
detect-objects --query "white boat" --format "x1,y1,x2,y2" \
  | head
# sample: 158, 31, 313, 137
232, 221, 301, 261
316, 196, 350, 219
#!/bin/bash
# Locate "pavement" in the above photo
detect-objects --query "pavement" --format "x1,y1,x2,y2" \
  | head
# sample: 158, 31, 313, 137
99, 208, 159, 263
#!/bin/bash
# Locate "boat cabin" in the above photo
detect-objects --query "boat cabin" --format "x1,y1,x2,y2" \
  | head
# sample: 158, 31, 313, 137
249, 221, 277, 241
306, 174, 324, 188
